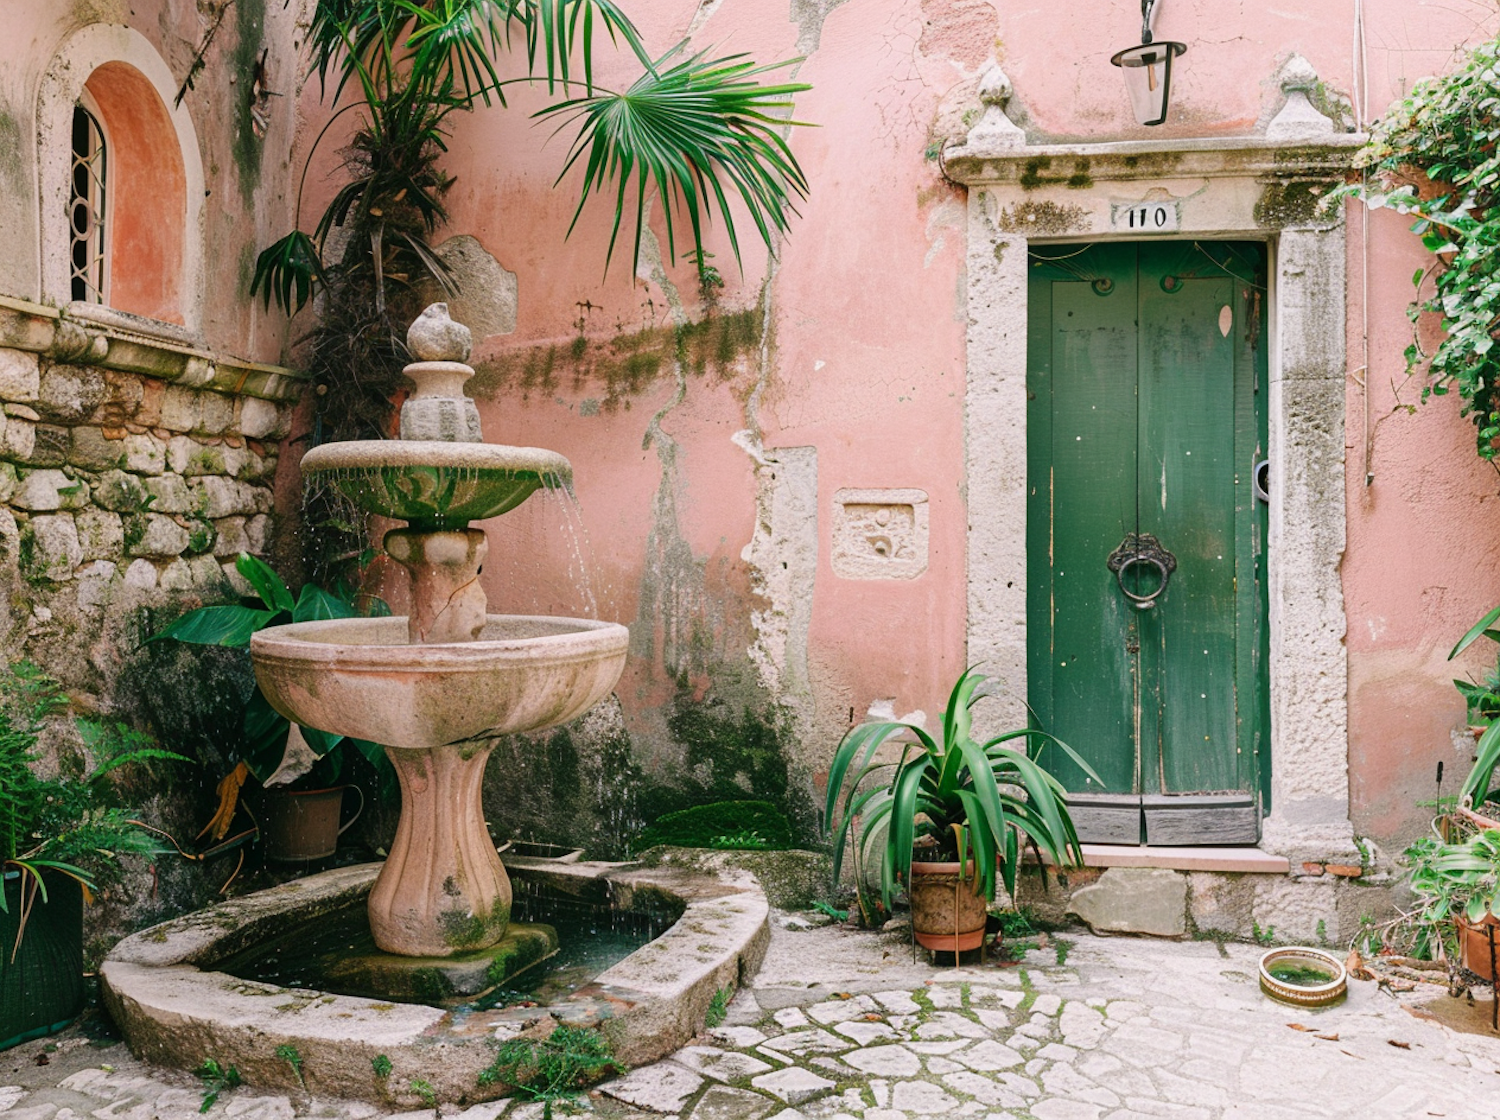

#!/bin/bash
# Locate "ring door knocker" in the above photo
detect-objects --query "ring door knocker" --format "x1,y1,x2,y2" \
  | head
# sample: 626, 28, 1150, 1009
1107, 532, 1177, 610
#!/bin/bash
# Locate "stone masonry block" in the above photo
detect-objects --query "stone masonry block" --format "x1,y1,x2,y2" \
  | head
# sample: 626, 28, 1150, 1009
1187, 872, 1256, 938
213, 517, 250, 557
0, 417, 34, 461
167, 436, 229, 477
246, 514, 271, 554
160, 386, 201, 432
159, 554, 228, 594
189, 476, 257, 519
23, 514, 81, 581
0, 348, 39, 402
75, 508, 124, 560
1068, 867, 1187, 937
15, 469, 77, 511
76, 560, 118, 612
198, 392, 234, 435
0, 462, 18, 503
122, 433, 166, 475
93, 470, 151, 513
25, 424, 67, 466
238, 396, 284, 439
1251, 876, 1340, 945
69, 427, 127, 472
37, 366, 106, 422
126, 513, 191, 558
143, 474, 193, 513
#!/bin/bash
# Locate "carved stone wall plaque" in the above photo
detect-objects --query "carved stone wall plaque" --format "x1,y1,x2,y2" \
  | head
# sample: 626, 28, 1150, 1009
832, 488, 929, 579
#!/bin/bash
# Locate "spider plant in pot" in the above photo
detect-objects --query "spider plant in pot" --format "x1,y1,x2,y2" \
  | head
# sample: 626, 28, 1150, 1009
825, 667, 1096, 952
1404, 827, 1500, 984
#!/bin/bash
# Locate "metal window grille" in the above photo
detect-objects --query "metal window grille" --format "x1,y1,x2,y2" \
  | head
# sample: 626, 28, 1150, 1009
69, 105, 107, 304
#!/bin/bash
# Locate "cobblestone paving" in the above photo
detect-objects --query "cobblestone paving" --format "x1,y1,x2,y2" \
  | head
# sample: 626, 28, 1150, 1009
6, 919, 1500, 1120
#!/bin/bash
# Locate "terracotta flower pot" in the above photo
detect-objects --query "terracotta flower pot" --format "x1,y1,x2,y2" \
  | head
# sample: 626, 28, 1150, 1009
257, 785, 363, 862
908, 860, 989, 952
1457, 911, 1500, 981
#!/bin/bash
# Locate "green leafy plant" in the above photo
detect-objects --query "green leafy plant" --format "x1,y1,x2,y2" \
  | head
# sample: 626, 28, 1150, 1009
409, 1077, 437, 1107
1334, 38, 1500, 461
150, 552, 391, 796
1449, 603, 1500, 809
633, 800, 794, 852
0, 662, 188, 955
477, 1025, 618, 1115
195, 1058, 242, 1112
810, 899, 848, 922
1403, 827, 1500, 960
276, 1044, 306, 1089
372, 1054, 392, 1079
704, 985, 732, 1028
256, 0, 809, 317
824, 667, 1096, 917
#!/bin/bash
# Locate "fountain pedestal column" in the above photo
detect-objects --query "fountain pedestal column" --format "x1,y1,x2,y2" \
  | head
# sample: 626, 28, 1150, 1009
385, 528, 488, 644
368, 738, 512, 956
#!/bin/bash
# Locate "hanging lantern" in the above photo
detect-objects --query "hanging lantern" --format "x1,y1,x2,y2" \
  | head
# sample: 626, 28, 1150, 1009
1111, 0, 1186, 127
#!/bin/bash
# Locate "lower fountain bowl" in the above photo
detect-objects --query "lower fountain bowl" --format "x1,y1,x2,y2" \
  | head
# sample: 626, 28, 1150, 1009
251, 615, 629, 748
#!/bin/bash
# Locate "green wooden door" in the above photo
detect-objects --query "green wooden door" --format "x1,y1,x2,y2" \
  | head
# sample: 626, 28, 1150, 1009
1026, 242, 1269, 844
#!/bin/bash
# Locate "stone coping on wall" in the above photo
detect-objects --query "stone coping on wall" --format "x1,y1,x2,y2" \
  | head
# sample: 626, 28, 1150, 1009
100, 858, 769, 1108
1041, 844, 1291, 874
0, 294, 306, 402
943, 132, 1367, 187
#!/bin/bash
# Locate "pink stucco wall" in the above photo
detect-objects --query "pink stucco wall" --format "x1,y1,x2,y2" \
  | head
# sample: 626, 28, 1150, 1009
284, 0, 1500, 848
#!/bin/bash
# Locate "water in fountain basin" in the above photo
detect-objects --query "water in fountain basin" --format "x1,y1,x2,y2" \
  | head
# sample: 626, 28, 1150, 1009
208, 879, 683, 1010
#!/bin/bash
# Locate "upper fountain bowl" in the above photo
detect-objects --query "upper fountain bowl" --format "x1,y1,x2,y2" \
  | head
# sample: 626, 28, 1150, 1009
303, 441, 572, 531
251, 615, 629, 747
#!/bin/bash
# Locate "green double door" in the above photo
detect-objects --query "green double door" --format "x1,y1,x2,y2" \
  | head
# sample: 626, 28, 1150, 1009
1026, 242, 1269, 845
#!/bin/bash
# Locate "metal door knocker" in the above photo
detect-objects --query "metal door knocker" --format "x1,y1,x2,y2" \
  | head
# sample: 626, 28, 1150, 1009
1107, 532, 1177, 610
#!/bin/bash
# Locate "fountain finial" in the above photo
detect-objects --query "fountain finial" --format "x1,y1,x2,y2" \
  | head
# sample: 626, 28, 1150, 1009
407, 303, 473, 363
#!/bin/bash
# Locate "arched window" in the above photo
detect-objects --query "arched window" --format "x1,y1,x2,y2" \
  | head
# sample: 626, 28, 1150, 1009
69, 98, 108, 305
38, 26, 204, 331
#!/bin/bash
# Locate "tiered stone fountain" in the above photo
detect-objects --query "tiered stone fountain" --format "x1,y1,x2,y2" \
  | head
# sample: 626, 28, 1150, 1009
99, 307, 769, 1105
251, 304, 628, 959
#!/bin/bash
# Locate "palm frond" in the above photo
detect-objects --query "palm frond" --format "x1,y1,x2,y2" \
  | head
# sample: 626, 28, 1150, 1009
537, 47, 810, 273
250, 230, 327, 315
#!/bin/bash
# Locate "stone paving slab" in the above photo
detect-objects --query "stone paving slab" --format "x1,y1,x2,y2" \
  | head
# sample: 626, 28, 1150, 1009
7, 922, 1500, 1119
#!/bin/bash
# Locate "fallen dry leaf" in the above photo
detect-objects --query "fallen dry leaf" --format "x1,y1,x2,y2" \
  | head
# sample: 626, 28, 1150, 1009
1388, 1039, 1412, 1049
834, 992, 853, 1000
1315, 1032, 1340, 1041
1340, 1049, 1364, 1060
1345, 948, 1374, 982
1287, 1023, 1313, 1032
1383, 978, 1417, 993
862, 1013, 883, 1021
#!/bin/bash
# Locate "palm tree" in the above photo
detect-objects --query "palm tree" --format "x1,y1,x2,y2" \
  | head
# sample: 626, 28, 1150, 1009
254, 0, 810, 580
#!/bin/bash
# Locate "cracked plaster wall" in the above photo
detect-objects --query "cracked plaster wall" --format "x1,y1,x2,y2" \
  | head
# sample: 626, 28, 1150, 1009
280, 0, 1500, 859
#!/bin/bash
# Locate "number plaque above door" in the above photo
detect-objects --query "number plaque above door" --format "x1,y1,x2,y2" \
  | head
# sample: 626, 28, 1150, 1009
1110, 201, 1180, 233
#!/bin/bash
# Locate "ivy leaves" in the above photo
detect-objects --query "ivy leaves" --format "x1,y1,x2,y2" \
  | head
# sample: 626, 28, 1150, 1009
1341, 40, 1500, 460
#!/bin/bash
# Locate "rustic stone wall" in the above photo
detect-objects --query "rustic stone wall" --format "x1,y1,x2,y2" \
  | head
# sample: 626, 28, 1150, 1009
0, 299, 304, 952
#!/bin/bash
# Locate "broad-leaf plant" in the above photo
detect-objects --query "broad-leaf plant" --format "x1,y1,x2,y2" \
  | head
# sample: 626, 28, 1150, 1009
824, 667, 1096, 923
150, 553, 391, 836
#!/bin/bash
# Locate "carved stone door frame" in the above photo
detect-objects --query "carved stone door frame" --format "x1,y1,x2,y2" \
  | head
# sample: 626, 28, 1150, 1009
946, 73, 1363, 862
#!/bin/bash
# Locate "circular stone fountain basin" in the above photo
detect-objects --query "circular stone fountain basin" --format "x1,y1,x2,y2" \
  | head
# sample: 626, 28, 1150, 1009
302, 441, 572, 530
251, 615, 629, 747
100, 859, 769, 1107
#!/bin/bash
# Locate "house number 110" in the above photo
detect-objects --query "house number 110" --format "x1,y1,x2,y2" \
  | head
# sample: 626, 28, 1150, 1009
1111, 201, 1179, 232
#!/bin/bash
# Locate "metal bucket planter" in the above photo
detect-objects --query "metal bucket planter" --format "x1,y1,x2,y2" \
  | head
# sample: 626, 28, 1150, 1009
0, 870, 84, 1051
257, 786, 363, 862
908, 860, 989, 953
